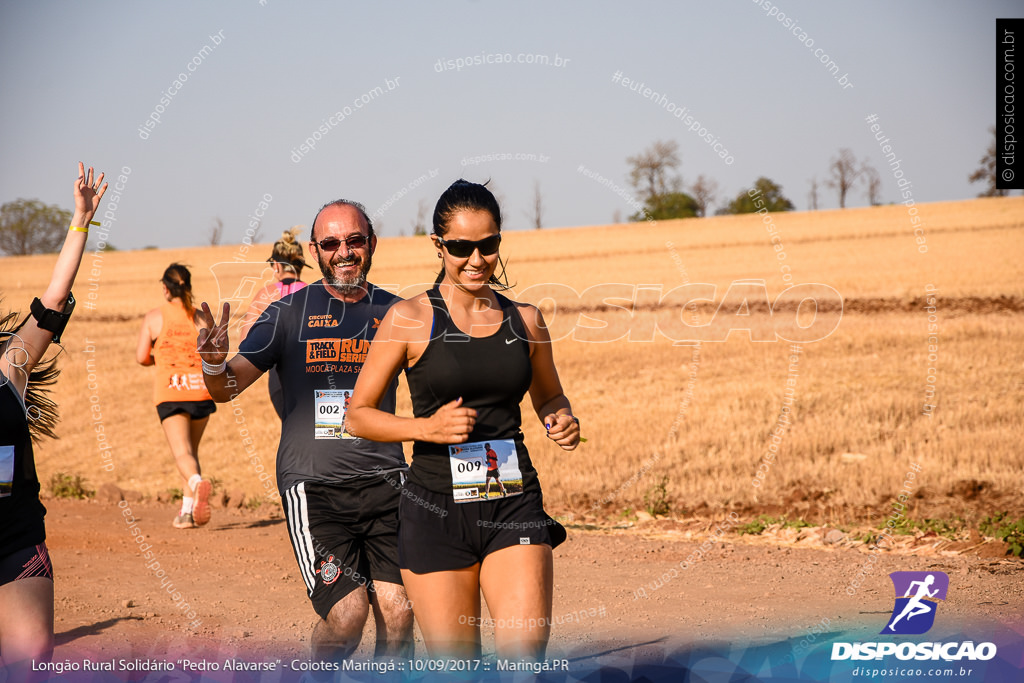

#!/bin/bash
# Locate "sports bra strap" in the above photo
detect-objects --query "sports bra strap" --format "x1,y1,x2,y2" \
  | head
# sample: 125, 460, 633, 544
426, 287, 451, 339
494, 291, 529, 342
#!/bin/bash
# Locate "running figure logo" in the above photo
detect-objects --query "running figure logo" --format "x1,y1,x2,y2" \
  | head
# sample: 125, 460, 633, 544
881, 571, 949, 635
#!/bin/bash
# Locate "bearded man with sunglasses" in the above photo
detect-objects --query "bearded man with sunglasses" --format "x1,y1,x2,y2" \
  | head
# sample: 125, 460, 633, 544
196, 199, 412, 661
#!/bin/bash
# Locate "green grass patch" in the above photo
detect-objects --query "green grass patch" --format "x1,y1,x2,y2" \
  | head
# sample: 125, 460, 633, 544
643, 476, 671, 517
979, 512, 1024, 557
736, 515, 814, 536
877, 516, 966, 540
49, 472, 94, 499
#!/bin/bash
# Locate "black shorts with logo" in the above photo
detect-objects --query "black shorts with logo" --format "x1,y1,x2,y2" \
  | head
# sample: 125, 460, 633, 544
156, 400, 217, 422
398, 479, 566, 574
282, 474, 404, 619
0, 543, 53, 586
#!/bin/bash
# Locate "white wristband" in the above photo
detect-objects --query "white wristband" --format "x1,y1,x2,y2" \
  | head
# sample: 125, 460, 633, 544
202, 359, 227, 375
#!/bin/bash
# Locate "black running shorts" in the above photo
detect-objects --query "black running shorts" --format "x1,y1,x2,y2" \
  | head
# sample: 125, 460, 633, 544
0, 543, 53, 586
283, 475, 404, 620
156, 400, 217, 422
399, 479, 566, 574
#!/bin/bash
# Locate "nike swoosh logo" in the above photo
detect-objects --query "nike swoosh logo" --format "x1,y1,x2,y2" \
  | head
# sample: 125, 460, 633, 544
505, 338, 516, 344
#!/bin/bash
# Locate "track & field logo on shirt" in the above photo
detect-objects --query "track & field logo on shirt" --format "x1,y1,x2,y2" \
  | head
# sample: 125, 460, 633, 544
305, 338, 370, 364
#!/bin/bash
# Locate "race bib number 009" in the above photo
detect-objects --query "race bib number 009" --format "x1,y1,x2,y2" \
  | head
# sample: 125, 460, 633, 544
448, 439, 523, 503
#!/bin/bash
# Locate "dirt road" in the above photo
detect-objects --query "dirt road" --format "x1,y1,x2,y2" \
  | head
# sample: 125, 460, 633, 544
22, 497, 1022, 681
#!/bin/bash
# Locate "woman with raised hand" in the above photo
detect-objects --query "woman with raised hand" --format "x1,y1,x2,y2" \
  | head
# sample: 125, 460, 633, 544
137, 263, 215, 529
0, 163, 106, 677
346, 179, 581, 660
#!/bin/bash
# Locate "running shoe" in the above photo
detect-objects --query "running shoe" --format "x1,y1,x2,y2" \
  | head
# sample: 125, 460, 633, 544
173, 512, 195, 529
192, 479, 213, 526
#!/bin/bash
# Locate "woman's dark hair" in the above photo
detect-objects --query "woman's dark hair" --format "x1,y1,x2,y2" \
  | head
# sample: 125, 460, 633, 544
161, 263, 194, 313
432, 179, 502, 237
1, 309, 61, 442
431, 179, 511, 289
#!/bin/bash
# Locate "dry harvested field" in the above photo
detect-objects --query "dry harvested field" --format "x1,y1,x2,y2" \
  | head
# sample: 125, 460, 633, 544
3, 196, 1022, 523
2, 197, 1024, 680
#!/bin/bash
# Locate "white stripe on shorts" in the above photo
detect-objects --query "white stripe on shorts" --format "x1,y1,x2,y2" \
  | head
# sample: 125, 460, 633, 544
285, 482, 317, 595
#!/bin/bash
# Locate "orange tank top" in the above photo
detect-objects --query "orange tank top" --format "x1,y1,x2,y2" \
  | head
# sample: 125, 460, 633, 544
152, 301, 213, 405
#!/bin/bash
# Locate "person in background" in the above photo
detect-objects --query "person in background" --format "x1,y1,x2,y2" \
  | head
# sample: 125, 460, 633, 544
137, 263, 215, 529
0, 163, 106, 679
239, 227, 308, 419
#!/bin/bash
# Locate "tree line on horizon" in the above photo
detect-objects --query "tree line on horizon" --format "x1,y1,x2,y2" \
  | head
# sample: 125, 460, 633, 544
0, 130, 1013, 256
620, 129, 1013, 224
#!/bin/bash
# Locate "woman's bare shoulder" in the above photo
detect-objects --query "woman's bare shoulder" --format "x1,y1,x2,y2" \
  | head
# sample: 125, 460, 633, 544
384, 291, 436, 340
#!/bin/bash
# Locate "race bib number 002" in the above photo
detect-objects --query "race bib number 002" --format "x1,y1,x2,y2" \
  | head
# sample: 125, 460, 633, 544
449, 439, 523, 503
314, 389, 356, 440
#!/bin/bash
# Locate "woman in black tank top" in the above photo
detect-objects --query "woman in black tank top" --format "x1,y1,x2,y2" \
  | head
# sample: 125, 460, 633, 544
0, 163, 107, 679
348, 179, 581, 660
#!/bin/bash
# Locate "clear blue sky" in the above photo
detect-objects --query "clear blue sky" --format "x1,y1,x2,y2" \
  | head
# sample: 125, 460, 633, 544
0, 1, 1015, 249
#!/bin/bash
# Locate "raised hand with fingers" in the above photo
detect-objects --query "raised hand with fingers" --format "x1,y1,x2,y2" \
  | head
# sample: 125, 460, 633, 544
73, 161, 107, 216
196, 301, 232, 364
424, 396, 477, 444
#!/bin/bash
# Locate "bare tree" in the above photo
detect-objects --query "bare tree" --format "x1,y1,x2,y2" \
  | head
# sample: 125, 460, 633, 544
864, 165, 883, 205
208, 217, 224, 246
627, 140, 682, 204
689, 174, 719, 217
612, 209, 622, 224
411, 199, 429, 236
969, 126, 1009, 197
523, 180, 544, 230
250, 221, 265, 245
807, 177, 820, 211
826, 148, 866, 208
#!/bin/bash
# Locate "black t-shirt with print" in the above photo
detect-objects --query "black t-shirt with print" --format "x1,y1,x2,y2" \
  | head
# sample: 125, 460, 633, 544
239, 282, 406, 491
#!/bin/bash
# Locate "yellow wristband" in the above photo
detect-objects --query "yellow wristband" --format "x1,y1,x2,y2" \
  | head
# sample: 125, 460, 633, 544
69, 226, 89, 233
89, 220, 101, 226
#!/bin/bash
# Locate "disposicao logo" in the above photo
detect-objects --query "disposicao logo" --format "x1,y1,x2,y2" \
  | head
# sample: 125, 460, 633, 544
831, 570, 997, 662
881, 571, 948, 635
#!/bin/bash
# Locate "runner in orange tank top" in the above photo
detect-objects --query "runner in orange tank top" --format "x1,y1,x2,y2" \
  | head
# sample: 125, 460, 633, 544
137, 264, 216, 529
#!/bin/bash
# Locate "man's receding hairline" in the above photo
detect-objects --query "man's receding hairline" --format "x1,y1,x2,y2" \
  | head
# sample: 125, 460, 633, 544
311, 203, 371, 241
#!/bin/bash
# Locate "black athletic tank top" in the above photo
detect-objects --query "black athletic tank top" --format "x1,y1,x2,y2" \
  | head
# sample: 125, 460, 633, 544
0, 370, 47, 553
406, 287, 538, 495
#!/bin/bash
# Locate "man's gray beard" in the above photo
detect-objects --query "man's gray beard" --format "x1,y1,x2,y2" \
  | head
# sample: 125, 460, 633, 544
320, 254, 371, 294
326, 272, 367, 294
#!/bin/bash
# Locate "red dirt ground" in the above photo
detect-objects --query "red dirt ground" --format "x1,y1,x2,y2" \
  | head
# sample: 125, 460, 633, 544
24, 497, 1023, 681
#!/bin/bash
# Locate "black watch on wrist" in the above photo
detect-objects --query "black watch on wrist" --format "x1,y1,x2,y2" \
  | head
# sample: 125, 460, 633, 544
30, 292, 75, 343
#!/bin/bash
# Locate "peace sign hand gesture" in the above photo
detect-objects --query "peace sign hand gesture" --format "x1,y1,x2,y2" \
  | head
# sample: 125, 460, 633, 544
196, 301, 231, 365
